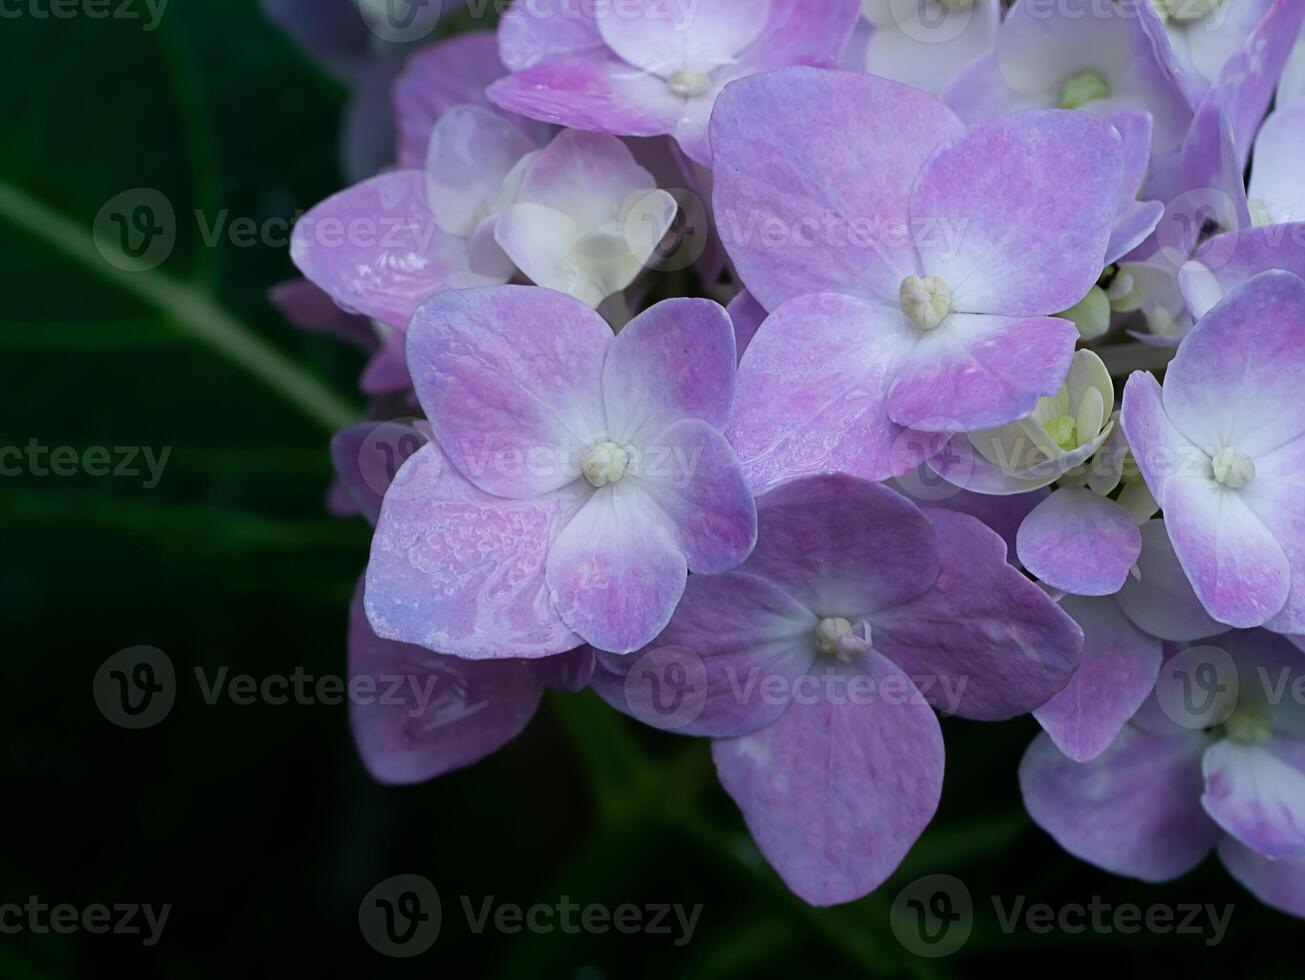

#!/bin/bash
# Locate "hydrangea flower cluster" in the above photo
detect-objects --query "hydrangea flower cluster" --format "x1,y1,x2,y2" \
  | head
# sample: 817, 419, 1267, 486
275, 0, 1305, 914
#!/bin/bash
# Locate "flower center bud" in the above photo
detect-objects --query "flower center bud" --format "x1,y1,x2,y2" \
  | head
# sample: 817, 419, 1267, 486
1059, 71, 1109, 109
815, 617, 872, 661
1211, 447, 1255, 489
667, 69, 712, 98
581, 441, 631, 488
1155, 0, 1225, 23
1223, 702, 1272, 744
900, 275, 951, 331
1044, 415, 1078, 453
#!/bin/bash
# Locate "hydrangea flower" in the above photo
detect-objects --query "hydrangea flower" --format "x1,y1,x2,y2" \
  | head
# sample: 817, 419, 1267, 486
940, 0, 1191, 153
712, 67, 1122, 490
487, 0, 861, 164
365, 286, 757, 655
591, 474, 1081, 903
855, 0, 999, 96
1122, 269, 1305, 633
1022, 631, 1305, 918
292, 113, 676, 326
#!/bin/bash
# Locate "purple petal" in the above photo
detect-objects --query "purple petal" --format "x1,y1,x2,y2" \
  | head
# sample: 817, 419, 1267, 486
1115, 519, 1231, 641
726, 292, 937, 493
546, 481, 688, 653
1164, 270, 1305, 459
497, 0, 603, 71
348, 582, 544, 783
603, 298, 736, 441
861, 0, 999, 96
911, 111, 1121, 317
365, 442, 586, 659
1034, 596, 1163, 763
406, 286, 611, 497
738, 0, 860, 72
392, 32, 524, 168
712, 652, 944, 905
710, 66, 963, 311
424, 105, 539, 239
268, 278, 377, 350
725, 289, 766, 363
1016, 487, 1142, 597
591, 571, 817, 737
1202, 736, 1305, 859
873, 509, 1083, 721
1019, 726, 1220, 881
632, 419, 756, 574
1219, 836, 1305, 917
596, 0, 768, 75
1122, 370, 1290, 628
740, 474, 940, 617
892, 470, 1049, 560
330, 419, 428, 527
887, 313, 1079, 432
291, 171, 498, 329
1250, 101, 1305, 224
1182, 223, 1305, 319
1194, 0, 1305, 167
487, 54, 682, 139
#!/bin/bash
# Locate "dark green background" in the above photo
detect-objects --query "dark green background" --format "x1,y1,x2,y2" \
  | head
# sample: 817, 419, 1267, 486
0, 0, 1299, 974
